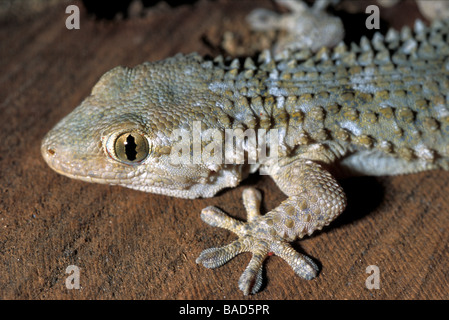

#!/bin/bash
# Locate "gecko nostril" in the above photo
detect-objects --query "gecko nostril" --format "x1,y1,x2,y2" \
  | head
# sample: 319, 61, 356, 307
47, 148, 56, 156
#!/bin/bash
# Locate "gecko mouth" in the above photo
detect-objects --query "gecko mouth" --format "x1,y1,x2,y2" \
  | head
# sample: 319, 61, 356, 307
41, 137, 139, 185
41, 142, 226, 198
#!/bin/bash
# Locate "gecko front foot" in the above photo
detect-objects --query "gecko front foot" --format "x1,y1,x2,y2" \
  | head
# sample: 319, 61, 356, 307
196, 188, 319, 295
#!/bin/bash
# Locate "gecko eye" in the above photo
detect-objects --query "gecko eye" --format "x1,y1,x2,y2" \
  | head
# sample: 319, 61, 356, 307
112, 132, 149, 164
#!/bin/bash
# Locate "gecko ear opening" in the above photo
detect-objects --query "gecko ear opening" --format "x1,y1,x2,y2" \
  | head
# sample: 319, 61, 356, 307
91, 66, 131, 98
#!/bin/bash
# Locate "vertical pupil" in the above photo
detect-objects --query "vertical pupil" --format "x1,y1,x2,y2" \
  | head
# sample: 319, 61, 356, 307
125, 134, 138, 161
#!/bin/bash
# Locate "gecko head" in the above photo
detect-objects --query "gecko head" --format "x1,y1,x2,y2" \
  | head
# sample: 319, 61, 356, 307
41, 54, 246, 198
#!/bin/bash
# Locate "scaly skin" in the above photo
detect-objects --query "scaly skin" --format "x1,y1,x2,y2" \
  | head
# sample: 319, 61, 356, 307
41, 19, 449, 294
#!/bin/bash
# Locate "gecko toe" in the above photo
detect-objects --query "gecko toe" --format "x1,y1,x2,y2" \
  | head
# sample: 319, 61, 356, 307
271, 241, 319, 280
238, 260, 264, 295
196, 239, 245, 269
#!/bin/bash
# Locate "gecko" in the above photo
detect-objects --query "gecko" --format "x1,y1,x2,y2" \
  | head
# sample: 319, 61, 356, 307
41, 15, 449, 294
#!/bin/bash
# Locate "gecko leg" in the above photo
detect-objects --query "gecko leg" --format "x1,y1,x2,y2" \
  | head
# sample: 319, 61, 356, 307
196, 159, 346, 295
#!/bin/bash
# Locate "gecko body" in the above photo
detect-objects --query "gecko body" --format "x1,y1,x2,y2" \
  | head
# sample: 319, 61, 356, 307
41, 18, 449, 294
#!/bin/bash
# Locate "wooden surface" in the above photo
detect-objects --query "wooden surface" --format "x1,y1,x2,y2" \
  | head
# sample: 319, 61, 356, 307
1, 0, 448, 300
